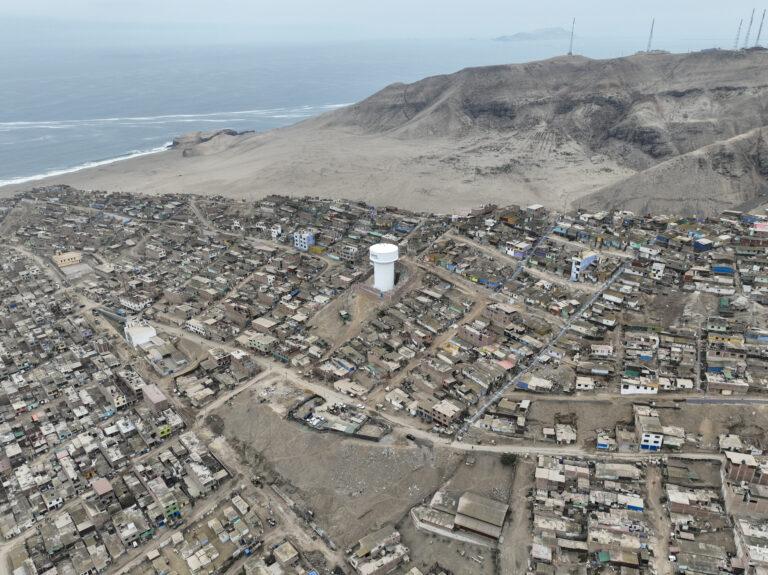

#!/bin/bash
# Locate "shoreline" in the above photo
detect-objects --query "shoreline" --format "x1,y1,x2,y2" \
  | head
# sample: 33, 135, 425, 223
0, 142, 173, 189
0, 102, 354, 191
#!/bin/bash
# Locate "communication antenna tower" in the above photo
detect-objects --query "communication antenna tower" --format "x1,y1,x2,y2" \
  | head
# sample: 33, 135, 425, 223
735, 19, 743, 50
568, 18, 575, 55
755, 9, 766, 46
744, 8, 756, 47
646, 18, 655, 52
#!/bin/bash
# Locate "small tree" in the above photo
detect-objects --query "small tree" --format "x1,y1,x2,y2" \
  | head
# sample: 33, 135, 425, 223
500, 453, 516, 466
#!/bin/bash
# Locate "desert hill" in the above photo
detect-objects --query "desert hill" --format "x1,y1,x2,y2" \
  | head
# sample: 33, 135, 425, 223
3, 48, 768, 214
577, 127, 768, 215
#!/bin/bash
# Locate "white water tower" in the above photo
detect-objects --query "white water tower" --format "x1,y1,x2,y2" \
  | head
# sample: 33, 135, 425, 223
369, 243, 399, 292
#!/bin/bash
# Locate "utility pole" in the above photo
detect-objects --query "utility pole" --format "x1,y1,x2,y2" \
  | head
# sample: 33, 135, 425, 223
646, 18, 655, 52
735, 19, 743, 50
568, 18, 575, 55
755, 9, 766, 47
744, 8, 756, 48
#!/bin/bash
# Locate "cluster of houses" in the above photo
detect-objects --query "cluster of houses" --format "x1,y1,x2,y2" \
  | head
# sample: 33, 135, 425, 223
8, 430, 231, 574
662, 457, 736, 573
441, 204, 768, 411
0, 249, 205, 534
3, 186, 768, 574
531, 456, 652, 572
317, 274, 470, 388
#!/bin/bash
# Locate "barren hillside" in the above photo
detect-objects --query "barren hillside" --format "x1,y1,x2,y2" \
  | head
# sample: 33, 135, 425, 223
4, 48, 768, 214
577, 127, 768, 215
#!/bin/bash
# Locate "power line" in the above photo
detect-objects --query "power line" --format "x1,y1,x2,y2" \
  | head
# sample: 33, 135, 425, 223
744, 8, 756, 48
755, 9, 766, 47
646, 18, 655, 52
735, 18, 744, 50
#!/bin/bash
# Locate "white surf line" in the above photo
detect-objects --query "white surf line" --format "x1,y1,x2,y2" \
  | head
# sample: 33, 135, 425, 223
0, 103, 354, 129
0, 142, 172, 187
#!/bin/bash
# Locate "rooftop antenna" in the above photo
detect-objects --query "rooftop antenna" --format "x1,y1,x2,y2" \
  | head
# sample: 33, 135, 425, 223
646, 18, 655, 52
735, 18, 743, 50
744, 8, 756, 47
755, 9, 766, 46
568, 18, 575, 55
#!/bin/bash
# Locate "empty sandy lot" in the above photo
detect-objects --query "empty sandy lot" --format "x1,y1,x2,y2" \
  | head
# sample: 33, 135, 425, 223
215, 392, 462, 547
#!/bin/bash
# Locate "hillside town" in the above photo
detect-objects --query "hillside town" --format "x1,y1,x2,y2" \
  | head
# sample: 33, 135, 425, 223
1, 185, 768, 575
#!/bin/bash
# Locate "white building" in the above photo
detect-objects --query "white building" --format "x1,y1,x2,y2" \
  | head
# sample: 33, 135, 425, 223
640, 432, 664, 451
145, 244, 166, 259
621, 377, 659, 395
185, 319, 207, 337
124, 320, 157, 348
119, 295, 153, 313
590, 344, 614, 357
235, 331, 277, 354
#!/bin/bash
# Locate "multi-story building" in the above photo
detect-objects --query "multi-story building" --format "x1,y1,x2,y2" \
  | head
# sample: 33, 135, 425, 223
341, 244, 359, 262
52, 251, 82, 268
184, 318, 207, 337
293, 229, 316, 252
102, 385, 128, 410
119, 294, 153, 313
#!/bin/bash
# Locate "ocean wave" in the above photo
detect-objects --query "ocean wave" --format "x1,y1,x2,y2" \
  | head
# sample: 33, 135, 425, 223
0, 142, 172, 187
270, 114, 313, 119
0, 124, 72, 132
117, 118, 258, 126
0, 103, 352, 131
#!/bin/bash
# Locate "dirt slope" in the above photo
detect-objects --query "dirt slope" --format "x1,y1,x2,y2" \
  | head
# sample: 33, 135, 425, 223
578, 127, 768, 214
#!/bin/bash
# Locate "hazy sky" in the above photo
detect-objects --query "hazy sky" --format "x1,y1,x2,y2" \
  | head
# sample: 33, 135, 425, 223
1, 0, 763, 45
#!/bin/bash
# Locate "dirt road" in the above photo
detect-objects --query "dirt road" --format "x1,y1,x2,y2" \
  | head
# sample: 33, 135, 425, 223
499, 457, 535, 574
646, 464, 673, 575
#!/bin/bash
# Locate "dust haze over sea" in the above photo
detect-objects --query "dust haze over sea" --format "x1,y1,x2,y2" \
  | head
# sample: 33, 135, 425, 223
0, 36, 729, 186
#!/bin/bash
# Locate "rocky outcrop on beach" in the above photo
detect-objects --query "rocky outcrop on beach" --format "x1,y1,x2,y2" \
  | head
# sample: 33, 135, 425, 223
172, 129, 254, 157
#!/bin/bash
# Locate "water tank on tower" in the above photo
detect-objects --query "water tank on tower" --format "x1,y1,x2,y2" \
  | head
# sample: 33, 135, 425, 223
369, 243, 399, 292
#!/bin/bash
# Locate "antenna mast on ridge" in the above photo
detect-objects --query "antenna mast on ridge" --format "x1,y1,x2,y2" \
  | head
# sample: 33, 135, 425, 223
745, 8, 756, 47
646, 18, 655, 52
568, 18, 575, 55
735, 19, 743, 50
755, 9, 766, 46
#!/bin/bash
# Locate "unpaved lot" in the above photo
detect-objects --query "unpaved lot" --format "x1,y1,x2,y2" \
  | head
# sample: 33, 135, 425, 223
526, 399, 634, 446
215, 393, 461, 547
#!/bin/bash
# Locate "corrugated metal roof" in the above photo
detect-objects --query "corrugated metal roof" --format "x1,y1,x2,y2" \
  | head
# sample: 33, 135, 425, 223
456, 492, 508, 527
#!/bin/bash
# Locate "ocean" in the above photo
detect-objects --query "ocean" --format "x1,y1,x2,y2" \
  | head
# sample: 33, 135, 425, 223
0, 36, 727, 186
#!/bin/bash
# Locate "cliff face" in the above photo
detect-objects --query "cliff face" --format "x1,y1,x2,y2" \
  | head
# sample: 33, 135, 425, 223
5, 49, 768, 215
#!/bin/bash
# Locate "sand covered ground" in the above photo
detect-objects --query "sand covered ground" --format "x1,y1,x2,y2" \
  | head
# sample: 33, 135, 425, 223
214, 392, 462, 547
5, 49, 768, 215
0, 122, 631, 214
